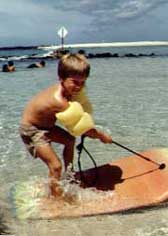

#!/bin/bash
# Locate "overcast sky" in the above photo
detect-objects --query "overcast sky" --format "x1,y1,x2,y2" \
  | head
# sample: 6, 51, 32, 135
0, 0, 168, 47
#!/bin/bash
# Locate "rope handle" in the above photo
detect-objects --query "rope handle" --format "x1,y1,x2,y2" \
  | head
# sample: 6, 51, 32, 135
76, 136, 99, 185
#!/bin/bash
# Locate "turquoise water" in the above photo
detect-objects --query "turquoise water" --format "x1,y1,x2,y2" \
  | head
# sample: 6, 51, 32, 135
1, 54, 168, 235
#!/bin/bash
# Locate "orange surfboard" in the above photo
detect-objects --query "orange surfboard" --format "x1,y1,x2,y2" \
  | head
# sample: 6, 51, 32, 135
15, 148, 168, 219
34, 148, 168, 219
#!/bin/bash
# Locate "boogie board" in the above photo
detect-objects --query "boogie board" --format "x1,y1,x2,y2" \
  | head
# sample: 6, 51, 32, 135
12, 148, 168, 219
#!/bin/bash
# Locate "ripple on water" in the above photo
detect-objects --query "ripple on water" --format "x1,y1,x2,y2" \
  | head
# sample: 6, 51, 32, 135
136, 223, 168, 236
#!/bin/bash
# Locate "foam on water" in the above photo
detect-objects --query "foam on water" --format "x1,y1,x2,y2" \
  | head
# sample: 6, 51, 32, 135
11, 167, 115, 220
10, 177, 49, 219
136, 221, 168, 236
60, 165, 114, 203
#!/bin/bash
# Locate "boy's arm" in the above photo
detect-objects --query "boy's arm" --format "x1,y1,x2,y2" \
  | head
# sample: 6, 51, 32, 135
73, 89, 112, 142
84, 128, 112, 143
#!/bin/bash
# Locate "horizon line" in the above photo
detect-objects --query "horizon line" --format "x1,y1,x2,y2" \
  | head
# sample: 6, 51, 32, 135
38, 40, 168, 50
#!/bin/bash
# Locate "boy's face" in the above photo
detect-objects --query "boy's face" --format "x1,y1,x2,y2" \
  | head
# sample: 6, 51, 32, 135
61, 76, 87, 96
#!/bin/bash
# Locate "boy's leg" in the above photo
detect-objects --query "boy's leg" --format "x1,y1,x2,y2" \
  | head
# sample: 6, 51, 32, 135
46, 126, 75, 170
35, 144, 63, 197
20, 125, 75, 197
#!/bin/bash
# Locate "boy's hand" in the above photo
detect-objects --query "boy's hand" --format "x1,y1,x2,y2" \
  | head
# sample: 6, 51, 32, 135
85, 128, 112, 144
99, 133, 112, 143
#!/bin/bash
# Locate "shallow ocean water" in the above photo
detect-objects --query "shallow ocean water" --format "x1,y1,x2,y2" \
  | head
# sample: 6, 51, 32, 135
0, 54, 168, 235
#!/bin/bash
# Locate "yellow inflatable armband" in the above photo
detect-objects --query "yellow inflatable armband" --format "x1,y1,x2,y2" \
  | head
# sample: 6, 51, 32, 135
56, 102, 83, 127
56, 101, 94, 136
70, 112, 94, 136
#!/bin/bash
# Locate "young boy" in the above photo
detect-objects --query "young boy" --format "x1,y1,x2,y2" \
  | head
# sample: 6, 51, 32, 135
19, 53, 112, 197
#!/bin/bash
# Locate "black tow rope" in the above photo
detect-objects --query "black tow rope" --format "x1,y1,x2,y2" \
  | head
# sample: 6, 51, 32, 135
112, 140, 166, 170
76, 136, 99, 186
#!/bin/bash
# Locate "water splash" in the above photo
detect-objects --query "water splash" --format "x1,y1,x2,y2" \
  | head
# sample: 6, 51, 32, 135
60, 165, 114, 203
10, 168, 115, 219
10, 177, 49, 219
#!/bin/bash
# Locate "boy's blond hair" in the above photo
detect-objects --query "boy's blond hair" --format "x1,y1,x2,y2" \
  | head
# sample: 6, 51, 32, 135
58, 53, 90, 80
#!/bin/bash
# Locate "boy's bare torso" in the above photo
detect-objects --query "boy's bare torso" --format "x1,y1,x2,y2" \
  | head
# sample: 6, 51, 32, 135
21, 84, 68, 129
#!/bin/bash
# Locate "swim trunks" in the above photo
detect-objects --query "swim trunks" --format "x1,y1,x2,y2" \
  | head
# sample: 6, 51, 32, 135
19, 124, 51, 158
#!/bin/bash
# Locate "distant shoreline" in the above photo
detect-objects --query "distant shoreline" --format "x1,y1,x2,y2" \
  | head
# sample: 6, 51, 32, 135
0, 41, 168, 61
1, 41, 168, 51
39, 41, 168, 50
